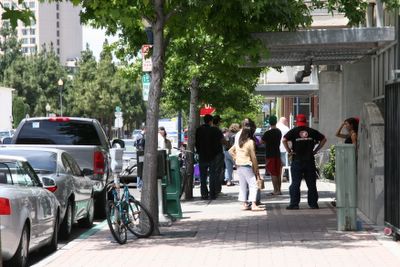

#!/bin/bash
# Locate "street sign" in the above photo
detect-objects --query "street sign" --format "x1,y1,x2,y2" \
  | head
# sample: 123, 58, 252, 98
142, 83, 150, 101
115, 106, 121, 112
142, 73, 151, 101
114, 117, 123, 128
200, 105, 216, 116
141, 45, 152, 72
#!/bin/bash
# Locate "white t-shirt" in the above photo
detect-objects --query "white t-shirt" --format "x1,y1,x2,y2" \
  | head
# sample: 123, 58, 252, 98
276, 122, 290, 153
158, 133, 166, 149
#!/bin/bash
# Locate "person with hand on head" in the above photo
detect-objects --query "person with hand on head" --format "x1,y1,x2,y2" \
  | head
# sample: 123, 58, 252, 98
283, 114, 326, 210
335, 117, 359, 145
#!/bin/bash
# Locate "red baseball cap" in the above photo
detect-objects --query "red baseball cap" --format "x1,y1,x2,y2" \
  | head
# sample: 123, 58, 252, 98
296, 114, 307, 126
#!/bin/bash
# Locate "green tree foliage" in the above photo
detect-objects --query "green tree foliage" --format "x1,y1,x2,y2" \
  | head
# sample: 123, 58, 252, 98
0, 26, 22, 81
1, 0, 35, 29
12, 95, 29, 128
3, 44, 67, 117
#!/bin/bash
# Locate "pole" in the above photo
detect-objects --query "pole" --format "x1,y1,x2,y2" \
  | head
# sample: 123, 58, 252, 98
59, 86, 63, 116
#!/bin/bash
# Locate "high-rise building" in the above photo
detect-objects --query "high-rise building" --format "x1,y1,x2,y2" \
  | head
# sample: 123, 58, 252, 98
0, 0, 82, 64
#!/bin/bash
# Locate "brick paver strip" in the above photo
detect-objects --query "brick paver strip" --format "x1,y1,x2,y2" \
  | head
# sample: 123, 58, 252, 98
33, 178, 400, 267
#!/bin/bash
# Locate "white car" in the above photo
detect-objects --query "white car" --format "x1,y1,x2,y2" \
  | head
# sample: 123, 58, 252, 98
0, 155, 60, 267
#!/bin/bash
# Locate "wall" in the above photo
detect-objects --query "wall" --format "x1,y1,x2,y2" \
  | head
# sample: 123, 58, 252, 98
0, 87, 13, 130
357, 102, 384, 225
318, 70, 343, 147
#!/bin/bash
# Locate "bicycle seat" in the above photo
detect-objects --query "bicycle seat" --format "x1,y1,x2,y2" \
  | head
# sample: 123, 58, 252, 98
120, 175, 137, 184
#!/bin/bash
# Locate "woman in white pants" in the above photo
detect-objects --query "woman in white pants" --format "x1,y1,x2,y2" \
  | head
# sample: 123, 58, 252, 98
229, 123, 264, 211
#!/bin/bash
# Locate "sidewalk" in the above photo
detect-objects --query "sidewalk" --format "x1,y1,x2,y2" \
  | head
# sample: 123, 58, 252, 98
35, 175, 400, 267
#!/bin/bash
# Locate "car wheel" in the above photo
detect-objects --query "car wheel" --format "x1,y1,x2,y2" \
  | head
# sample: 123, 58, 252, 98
94, 188, 107, 219
8, 224, 29, 267
60, 201, 73, 240
79, 197, 94, 228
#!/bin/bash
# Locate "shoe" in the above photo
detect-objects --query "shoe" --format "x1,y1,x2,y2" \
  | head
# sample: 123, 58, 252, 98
201, 195, 209, 200
331, 201, 336, 207
286, 205, 299, 210
309, 205, 319, 209
226, 181, 234, 186
210, 195, 217, 200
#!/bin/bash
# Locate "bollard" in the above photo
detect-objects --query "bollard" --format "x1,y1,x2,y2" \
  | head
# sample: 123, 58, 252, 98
335, 144, 357, 231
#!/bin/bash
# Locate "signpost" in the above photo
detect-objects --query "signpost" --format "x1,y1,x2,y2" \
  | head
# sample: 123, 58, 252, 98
141, 45, 153, 72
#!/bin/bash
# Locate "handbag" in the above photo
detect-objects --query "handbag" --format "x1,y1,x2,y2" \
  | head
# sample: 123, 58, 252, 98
257, 178, 265, 190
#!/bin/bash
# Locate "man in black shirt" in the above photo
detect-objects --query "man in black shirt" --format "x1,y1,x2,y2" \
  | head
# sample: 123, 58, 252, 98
261, 115, 282, 195
195, 114, 224, 200
283, 114, 327, 209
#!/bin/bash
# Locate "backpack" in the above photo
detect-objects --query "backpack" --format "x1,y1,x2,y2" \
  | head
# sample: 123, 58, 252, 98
134, 134, 145, 151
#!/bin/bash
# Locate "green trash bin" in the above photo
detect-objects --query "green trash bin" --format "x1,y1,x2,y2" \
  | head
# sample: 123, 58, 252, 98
163, 155, 182, 219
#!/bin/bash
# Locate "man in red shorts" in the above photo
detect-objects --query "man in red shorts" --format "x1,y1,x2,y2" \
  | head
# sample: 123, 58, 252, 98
261, 115, 282, 195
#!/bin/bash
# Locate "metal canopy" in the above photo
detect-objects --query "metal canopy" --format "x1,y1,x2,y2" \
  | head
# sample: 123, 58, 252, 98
250, 27, 395, 67
255, 83, 319, 96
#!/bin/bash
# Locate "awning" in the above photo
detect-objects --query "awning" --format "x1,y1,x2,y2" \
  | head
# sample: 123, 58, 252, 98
256, 83, 319, 96
250, 27, 395, 67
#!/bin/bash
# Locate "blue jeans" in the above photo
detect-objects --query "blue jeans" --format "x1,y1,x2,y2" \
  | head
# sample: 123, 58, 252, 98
289, 160, 318, 207
224, 151, 234, 182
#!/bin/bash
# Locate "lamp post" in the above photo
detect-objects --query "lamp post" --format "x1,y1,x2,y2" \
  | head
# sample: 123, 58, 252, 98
45, 103, 51, 117
58, 79, 64, 116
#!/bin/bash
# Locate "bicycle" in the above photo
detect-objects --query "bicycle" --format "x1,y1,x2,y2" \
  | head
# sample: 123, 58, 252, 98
106, 164, 154, 244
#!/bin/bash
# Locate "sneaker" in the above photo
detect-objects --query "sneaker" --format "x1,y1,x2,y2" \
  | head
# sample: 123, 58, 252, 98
286, 205, 299, 210
309, 205, 319, 209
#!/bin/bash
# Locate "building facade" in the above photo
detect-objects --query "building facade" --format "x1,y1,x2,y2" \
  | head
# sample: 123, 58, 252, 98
0, 0, 82, 64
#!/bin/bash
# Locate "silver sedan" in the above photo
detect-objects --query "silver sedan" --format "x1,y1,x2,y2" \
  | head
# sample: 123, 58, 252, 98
0, 155, 60, 267
0, 147, 95, 240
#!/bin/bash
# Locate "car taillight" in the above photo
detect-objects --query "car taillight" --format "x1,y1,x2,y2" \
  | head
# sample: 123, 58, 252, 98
48, 117, 70, 122
0, 197, 11, 215
45, 185, 58, 192
94, 151, 105, 175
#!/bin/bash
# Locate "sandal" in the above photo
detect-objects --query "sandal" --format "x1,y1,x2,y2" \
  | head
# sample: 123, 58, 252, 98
251, 206, 265, 211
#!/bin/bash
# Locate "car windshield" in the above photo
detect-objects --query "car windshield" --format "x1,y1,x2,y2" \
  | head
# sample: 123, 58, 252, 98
0, 150, 57, 173
15, 120, 101, 145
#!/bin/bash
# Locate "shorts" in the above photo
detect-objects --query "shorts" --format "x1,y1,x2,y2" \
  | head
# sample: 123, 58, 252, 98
266, 157, 282, 176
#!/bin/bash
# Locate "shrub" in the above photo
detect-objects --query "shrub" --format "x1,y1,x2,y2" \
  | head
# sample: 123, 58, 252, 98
322, 145, 335, 180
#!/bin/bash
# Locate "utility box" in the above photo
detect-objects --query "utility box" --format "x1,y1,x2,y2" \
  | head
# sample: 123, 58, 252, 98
335, 144, 357, 231
163, 155, 182, 219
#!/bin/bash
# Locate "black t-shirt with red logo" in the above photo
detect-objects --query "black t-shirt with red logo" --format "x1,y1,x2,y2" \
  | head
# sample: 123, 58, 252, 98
284, 126, 325, 161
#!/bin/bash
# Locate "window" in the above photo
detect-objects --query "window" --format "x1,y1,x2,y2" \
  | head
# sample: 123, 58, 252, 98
57, 30, 60, 37
22, 29, 28, 35
56, 13, 60, 19
29, 1, 35, 8
64, 153, 82, 176
15, 120, 102, 146
22, 47, 29, 53
61, 154, 72, 174
0, 163, 13, 184
22, 38, 28, 44
29, 28, 35, 35
57, 48, 60, 54
3, 3, 10, 8
57, 39, 60, 46
56, 21, 59, 28
5, 161, 35, 186
30, 47, 36, 53
30, 38, 36, 44
56, 3, 59, 10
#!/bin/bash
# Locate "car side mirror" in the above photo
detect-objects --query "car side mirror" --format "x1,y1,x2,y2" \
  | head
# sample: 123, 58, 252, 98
2, 137, 12, 144
82, 168, 94, 176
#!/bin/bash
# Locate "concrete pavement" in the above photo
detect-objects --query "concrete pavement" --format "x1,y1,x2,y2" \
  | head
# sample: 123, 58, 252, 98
34, 175, 400, 267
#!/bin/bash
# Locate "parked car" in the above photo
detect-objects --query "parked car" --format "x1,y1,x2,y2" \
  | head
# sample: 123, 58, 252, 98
0, 155, 60, 267
0, 147, 95, 240
254, 127, 268, 167
121, 139, 137, 170
0, 129, 14, 144
8, 117, 124, 218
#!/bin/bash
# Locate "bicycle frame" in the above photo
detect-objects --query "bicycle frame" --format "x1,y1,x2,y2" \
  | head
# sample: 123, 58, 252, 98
110, 177, 132, 226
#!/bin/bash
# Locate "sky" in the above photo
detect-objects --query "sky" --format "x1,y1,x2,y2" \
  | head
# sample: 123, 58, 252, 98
82, 26, 118, 60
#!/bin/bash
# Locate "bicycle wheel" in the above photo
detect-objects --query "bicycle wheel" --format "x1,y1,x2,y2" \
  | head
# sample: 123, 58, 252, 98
125, 196, 154, 238
106, 200, 127, 244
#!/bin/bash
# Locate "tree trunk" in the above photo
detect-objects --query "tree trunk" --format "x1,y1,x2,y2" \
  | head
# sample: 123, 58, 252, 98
184, 77, 200, 199
141, 0, 165, 235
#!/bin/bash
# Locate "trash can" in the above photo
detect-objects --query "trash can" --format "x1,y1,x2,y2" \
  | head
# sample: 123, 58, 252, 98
335, 144, 357, 231
163, 155, 182, 219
